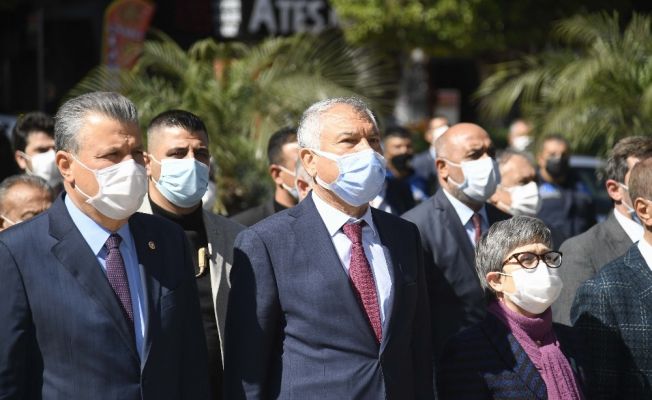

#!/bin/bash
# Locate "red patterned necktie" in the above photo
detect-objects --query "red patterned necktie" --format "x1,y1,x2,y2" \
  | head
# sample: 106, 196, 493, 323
105, 234, 134, 325
342, 221, 382, 344
472, 213, 482, 245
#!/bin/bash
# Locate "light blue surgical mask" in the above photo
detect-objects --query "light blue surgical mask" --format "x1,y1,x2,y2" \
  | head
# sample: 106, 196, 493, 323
151, 155, 209, 208
313, 148, 386, 207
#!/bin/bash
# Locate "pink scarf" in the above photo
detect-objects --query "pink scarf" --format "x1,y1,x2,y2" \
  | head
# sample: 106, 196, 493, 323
488, 301, 583, 400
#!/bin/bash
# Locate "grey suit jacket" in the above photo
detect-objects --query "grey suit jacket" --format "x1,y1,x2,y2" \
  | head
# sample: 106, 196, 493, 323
138, 198, 244, 359
552, 210, 632, 325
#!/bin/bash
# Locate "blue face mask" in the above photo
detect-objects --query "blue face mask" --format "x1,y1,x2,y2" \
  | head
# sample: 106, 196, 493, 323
313, 148, 386, 207
151, 156, 209, 208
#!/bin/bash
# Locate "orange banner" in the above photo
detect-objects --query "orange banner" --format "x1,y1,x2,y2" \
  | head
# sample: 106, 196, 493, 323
102, 0, 155, 69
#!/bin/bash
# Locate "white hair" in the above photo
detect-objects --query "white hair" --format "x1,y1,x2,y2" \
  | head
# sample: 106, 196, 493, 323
296, 97, 378, 149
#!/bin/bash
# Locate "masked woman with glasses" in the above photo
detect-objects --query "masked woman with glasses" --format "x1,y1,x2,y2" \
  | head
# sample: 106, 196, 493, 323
437, 216, 585, 399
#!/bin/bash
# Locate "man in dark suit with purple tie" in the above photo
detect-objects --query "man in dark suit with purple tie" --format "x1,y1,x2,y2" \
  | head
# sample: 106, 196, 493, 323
0, 92, 209, 399
224, 97, 433, 399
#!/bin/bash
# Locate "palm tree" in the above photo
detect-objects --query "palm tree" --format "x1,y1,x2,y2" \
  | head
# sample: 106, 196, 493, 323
476, 12, 652, 155
69, 30, 397, 213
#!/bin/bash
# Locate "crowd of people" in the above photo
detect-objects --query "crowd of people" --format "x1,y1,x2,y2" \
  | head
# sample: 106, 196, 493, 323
0, 91, 651, 399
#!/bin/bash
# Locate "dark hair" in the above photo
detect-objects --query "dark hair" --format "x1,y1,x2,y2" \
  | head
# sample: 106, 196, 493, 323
12, 112, 54, 152
383, 126, 412, 141
147, 109, 208, 142
629, 157, 652, 204
267, 126, 297, 165
602, 136, 652, 182
536, 134, 569, 156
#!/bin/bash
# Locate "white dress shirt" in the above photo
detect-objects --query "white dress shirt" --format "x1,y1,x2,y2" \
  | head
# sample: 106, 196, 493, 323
614, 207, 644, 243
638, 236, 652, 272
442, 188, 489, 247
312, 192, 393, 325
65, 196, 147, 359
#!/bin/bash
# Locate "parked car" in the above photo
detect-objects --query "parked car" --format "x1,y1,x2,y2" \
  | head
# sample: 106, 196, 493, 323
570, 155, 610, 222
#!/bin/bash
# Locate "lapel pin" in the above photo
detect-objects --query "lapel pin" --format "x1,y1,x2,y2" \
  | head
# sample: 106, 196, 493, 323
148, 241, 156, 250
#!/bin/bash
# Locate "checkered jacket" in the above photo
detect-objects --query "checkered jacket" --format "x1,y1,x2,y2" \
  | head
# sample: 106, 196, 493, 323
571, 244, 652, 399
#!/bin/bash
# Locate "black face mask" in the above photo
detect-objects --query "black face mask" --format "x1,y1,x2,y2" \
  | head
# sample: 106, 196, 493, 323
390, 153, 414, 176
545, 156, 570, 180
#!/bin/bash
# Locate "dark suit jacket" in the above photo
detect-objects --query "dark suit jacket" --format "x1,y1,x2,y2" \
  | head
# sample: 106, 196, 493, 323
571, 244, 652, 399
0, 194, 210, 400
437, 312, 585, 400
402, 189, 511, 359
412, 150, 438, 196
224, 193, 434, 399
553, 210, 632, 325
231, 198, 283, 227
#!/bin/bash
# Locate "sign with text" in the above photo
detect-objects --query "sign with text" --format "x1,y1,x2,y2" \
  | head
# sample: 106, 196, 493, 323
103, 0, 155, 69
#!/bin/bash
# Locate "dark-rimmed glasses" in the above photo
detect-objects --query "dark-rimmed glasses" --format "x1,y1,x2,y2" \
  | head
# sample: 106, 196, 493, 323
502, 251, 562, 269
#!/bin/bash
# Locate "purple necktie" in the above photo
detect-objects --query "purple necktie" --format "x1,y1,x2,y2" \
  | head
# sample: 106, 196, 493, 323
472, 213, 482, 245
343, 221, 382, 344
105, 234, 134, 325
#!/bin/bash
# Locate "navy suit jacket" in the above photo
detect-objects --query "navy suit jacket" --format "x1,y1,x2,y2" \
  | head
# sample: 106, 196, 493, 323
224, 193, 434, 399
0, 194, 209, 400
402, 189, 511, 359
571, 244, 652, 399
437, 312, 585, 400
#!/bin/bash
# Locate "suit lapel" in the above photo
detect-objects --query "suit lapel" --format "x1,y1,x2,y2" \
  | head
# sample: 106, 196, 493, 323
48, 196, 139, 364
290, 195, 377, 344
601, 211, 633, 255
434, 191, 476, 274
371, 208, 404, 354
129, 214, 162, 369
481, 314, 547, 399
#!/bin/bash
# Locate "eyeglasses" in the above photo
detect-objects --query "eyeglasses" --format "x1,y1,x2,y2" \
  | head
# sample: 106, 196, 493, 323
502, 251, 562, 269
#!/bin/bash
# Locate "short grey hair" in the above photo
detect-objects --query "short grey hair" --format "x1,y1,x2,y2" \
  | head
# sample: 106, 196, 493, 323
496, 149, 535, 168
296, 97, 378, 149
55, 92, 138, 154
0, 174, 53, 213
475, 216, 552, 299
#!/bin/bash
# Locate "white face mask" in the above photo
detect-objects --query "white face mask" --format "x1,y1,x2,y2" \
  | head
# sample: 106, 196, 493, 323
313, 148, 386, 207
446, 157, 500, 202
278, 165, 299, 201
512, 136, 532, 152
618, 183, 642, 224
501, 263, 563, 315
505, 181, 541, 216
72, 156, 148, 220
21, 149, 63, 187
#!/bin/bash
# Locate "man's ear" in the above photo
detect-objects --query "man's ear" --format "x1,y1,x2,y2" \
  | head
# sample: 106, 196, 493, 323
635, 197, 652, 227
143, 152, 153, 177
269, 164, 283, 185
605, 179, 623, 203
15, 150, 28, 170
435, 158, 448, 180
300, 149, 317, 178
56, 151, 74, 184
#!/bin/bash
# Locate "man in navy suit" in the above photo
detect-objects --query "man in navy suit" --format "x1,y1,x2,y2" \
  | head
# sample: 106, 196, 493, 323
0, 92, 209, 399
224, 98, 434, 399
572, 157, 652, 399
402, 123, 510, 360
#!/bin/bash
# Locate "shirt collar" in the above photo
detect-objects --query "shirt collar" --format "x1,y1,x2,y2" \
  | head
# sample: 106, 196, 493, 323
312, 191, 378, 238
442, 188, 488, 226
64, 195, 132, 255
614, 207, 644, 243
